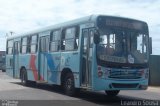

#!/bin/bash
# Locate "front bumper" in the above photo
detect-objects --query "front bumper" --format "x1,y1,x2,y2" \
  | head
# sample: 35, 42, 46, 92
92, 78, 148, 91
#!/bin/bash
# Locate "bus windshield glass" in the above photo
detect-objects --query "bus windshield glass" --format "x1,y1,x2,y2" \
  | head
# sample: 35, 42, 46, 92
96, 17, 149, 64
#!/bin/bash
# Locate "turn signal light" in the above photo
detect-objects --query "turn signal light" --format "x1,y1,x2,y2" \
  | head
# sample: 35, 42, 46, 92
98, 66, 103, 77
98, 70, 103, 77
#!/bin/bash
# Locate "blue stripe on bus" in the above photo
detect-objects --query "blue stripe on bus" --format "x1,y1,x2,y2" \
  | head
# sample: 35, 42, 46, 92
44, 53, 55, 70
43, 53, 60, 83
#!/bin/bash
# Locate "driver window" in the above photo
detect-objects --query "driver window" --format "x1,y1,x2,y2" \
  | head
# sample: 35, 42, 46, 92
137, 34, 143, 53
143, 35, 147, 53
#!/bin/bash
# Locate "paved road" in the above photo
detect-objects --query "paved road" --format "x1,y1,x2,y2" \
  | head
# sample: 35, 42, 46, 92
0, 72, 159, 106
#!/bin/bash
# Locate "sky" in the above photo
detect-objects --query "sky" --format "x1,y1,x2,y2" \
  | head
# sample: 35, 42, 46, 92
0, 0, 159, 55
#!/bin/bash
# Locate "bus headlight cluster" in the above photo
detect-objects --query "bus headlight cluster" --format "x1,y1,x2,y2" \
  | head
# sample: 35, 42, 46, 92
97, 66, 103, 77
140, 69, 149, 79
97, 66, 111, 78
145, 69, 149, 79
140, 69, 145, 76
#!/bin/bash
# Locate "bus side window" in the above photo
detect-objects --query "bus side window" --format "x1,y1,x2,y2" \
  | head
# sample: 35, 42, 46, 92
30, 35, 38, 53
40, 38, 45, 52
63, 27, 79, 51
50, 30, 61, 52
21, 37, 28, 54
7, 40, 13, 55
74, 26, 79, 49
61, 30, 65, 50
27, 36, 31, 53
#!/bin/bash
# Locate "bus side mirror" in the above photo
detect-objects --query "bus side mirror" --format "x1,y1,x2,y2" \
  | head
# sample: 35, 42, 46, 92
149, 37, 152, 54
94, 30, 100, 44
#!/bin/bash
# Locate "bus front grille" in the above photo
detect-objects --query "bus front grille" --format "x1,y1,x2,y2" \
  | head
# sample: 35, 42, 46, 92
108, 70, 142, 79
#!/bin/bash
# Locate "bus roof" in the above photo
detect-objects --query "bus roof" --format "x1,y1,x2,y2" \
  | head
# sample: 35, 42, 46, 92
7, 15, 97, 40
7, 14, 147, 40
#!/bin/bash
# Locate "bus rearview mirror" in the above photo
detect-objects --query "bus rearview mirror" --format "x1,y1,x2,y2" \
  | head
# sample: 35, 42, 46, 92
94, 30, 100, 44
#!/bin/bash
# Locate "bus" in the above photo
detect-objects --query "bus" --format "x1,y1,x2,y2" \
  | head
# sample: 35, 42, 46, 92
6, 15, 151, 96
0, 51, 6, 72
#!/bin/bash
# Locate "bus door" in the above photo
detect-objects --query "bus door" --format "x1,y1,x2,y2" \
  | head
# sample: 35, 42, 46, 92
13, 41, 20, 78
81, 28, 94, 87
39, 36, 49, 81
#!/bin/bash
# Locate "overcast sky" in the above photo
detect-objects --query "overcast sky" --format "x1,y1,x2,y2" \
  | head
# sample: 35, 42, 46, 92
0, 0, 159, 55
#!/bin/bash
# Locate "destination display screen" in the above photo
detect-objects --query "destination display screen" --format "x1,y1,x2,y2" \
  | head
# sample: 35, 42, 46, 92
97, 16, 147, 30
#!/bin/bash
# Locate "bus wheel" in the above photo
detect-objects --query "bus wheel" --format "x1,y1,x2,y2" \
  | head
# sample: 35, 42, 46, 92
2, 70, 5, 72
20, 69, 28, 86
105, 90, 120, 96
63, 73, 76, 96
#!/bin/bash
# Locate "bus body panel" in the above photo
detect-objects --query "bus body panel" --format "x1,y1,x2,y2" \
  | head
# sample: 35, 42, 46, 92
60, 51, 80, 88
6, 55, 14, 77
47, 52, 61, 84
19, 54, 38, 81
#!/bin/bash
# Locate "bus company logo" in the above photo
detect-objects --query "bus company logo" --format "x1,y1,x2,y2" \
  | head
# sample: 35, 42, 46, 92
1, 100, 18, 106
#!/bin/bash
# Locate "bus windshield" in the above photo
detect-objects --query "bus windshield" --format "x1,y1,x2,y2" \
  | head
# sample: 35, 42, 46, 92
97, 28, 149, 64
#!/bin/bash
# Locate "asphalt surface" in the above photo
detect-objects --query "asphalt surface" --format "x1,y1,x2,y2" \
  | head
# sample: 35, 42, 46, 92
0, 71, 159, 106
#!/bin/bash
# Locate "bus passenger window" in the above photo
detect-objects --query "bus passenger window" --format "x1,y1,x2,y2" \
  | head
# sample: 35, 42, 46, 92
65, 39, 74, 50
30, 35, 38, 53
21, 37, 28, 54
63, 27, 78, 51
40, 38, 44, 52
50, 30, 60, 52
74, 27, 79, 49
7, 40, 13, 54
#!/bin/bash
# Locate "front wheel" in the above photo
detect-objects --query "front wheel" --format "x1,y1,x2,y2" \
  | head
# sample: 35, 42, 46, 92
63, 73, 76, 96
105, 90, 120, 96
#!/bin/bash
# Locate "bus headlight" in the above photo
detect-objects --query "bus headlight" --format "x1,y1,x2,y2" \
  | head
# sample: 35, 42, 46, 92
145, 70, 149, 79
139, 69, 144, 76
98, 70, 103, 77
97, 66, 103, 77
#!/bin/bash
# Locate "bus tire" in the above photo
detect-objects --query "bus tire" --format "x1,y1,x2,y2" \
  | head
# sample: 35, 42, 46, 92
20, 68, 29, 86
2, 70, 5, 72
63, 72, 76, 96
105, 90, 120, 96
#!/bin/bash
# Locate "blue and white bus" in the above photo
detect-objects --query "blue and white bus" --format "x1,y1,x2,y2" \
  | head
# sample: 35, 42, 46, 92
6, 15, 150, 96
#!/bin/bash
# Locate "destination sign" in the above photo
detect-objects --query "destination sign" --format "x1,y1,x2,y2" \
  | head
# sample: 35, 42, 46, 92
97, 16, 146, 30
106, 19, 143, 30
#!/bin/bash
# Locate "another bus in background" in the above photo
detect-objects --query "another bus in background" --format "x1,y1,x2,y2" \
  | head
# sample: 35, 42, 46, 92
0, 51, 6, 72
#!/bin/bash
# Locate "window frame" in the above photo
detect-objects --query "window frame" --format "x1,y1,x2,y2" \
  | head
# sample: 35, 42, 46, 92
50, 29, 61, 52
61, 26, 79, 51
30, 34, 38, 53
40, 36, 49, 52
7, 40, 14, 55
21, 37, 28, 54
